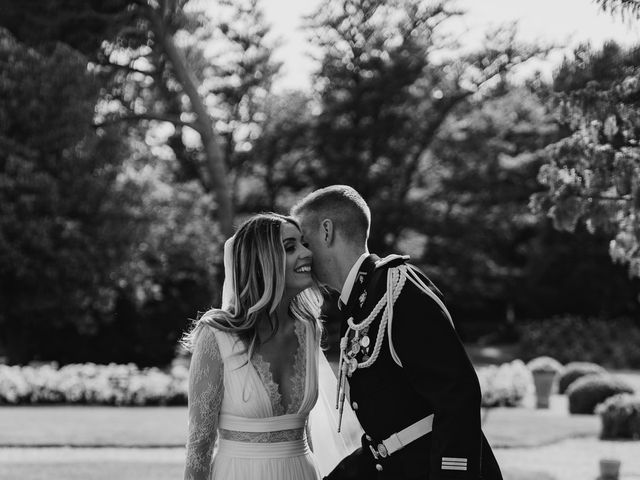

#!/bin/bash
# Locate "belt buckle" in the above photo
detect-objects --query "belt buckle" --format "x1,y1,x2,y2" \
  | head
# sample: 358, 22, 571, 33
366, 440, 388, 460
376, 443, 389, 458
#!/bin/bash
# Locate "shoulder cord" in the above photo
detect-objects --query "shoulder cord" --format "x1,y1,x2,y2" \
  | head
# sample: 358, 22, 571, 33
339, 265, 454, 373
387, 265, 455, 367
335, 265, 405, 430
335, 265, 454, 430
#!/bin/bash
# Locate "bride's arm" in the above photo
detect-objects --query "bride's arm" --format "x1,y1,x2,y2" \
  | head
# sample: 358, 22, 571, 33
184, 327, 224, 480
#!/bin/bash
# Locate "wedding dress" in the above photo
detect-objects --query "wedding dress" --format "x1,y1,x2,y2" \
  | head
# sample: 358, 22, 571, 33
184, 319, 322, 480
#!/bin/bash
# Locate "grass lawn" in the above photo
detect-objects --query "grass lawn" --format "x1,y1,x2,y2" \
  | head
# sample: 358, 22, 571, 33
0, 462, 183, 480
0, 397, 599, 449
0, 449, 558, 480
0, 406, 187, 447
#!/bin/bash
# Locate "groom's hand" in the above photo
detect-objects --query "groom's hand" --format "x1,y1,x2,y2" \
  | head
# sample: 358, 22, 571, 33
323, 436, 380, 480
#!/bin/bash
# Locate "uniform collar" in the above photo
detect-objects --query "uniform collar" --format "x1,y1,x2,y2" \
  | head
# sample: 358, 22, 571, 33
339, 252, 370, 307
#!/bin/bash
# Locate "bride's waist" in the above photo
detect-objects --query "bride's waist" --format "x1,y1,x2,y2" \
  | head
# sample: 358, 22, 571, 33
216, 437, 310, 459
219, 412, 307, 432
219, 427, 305, 443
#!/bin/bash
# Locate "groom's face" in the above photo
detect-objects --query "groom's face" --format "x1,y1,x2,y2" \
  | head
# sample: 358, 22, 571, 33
296, 214, 331, 285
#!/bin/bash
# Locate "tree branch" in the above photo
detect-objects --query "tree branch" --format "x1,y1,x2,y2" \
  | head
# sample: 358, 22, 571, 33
574, 193, 634, 202
145, 3, 234, 237
96, 60, 156, 77
93, 113, 196, 129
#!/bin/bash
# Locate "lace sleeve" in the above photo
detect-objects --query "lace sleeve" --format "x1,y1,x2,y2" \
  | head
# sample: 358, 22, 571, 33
184, 326, 224, 480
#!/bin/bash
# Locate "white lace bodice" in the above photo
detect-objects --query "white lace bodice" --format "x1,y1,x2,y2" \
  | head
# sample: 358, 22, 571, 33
184, 320, 318, 480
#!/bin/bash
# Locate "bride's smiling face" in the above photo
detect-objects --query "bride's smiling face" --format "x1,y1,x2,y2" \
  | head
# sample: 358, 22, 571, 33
281, 222, 314, 296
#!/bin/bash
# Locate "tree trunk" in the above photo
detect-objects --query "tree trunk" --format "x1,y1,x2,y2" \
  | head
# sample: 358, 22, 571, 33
148, 8, 234, 238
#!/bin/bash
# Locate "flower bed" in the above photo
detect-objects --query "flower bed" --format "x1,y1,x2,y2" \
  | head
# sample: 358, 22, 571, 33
477, 360, 534, 407
0, 363, 188, 406
3, 358, 537, 408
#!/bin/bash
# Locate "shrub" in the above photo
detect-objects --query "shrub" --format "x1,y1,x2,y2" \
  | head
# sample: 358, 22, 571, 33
558, 362, 607, 394
477, 360, 534, 407
519, 316, 640, 369
0, 362, 188, 406
567, 374, 634, 414
596, 393, 640, 439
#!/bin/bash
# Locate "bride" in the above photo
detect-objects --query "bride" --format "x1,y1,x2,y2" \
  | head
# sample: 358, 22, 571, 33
182, 213, 359, 480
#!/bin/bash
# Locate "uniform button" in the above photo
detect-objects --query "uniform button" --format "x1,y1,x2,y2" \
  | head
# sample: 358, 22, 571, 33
375, 463, 383, 471
351, 401, 358, 410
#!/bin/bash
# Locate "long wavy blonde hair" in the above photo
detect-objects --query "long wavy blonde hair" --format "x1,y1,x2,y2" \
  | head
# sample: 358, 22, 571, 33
182, 213, 322, 360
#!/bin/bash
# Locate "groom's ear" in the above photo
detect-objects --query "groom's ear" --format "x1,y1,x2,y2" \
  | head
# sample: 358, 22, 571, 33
320, 219, 334, 245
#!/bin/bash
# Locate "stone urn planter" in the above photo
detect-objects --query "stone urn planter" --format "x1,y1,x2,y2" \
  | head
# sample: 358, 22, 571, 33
599, 458, 621, 480
526, 356, 564, 409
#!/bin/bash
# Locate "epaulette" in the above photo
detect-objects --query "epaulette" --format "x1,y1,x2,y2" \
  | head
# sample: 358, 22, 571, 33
374, 254, 410, 270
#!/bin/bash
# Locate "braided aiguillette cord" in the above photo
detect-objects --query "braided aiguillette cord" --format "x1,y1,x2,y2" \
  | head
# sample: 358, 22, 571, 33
335, 267, 408, 431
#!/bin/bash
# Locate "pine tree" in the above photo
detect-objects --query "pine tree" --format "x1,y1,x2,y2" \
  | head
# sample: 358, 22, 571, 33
308, 0, 546, 252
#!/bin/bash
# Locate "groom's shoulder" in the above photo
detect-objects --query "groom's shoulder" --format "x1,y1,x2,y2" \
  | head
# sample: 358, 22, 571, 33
373, 255, 443, 301
374, 253, 410, 270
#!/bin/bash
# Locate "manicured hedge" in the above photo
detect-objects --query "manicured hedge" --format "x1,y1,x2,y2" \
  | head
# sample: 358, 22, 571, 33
566, 374, 634, 414
558, 362, 607, 394
597, 393, 640, 439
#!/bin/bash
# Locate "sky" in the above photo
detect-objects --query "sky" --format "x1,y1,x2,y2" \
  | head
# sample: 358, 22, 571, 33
258, 0, 640, 91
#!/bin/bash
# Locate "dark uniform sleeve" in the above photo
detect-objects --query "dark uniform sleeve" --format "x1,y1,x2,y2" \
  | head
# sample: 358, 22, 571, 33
392, 277, 483, 480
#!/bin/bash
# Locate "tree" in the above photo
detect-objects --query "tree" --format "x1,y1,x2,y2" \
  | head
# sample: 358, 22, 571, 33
0, 30, 147, 363
0, 0, 235, 236
532, 0, 640, 278
597, 0, 640, 19
307, 0, 547, 253
424, 83, 558, 323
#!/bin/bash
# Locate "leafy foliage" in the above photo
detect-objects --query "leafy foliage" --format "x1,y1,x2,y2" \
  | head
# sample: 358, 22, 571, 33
532, 39, 640, 277
519, 316, 640, 368
0, 27, 220, 365
307, 0, 546, 253
596, 0, 640, 20
0, 30, 145, 363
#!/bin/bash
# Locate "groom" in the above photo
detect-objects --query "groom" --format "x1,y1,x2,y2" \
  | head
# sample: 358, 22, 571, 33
292, 185, 502, 480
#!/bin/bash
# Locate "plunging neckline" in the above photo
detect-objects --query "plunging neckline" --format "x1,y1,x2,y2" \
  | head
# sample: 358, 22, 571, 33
250, 320, 308, 416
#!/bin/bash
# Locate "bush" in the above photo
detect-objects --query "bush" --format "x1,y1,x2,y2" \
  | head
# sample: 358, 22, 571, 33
0, 362, 188, 406
596, 393, 640, 439
519, 316, 640, 369
567, 374, 634, 414
477, 360, 534, 407
558, 362, 607, 394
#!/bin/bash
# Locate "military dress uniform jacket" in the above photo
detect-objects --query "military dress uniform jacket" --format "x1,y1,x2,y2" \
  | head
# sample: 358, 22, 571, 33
329, 254, 502, 480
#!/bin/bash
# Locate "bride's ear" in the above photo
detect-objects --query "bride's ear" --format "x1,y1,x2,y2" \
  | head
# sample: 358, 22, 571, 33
320, 219, 334, 245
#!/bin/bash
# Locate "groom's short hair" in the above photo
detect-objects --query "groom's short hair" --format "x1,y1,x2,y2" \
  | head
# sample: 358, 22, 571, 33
291, 185, 370, 246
